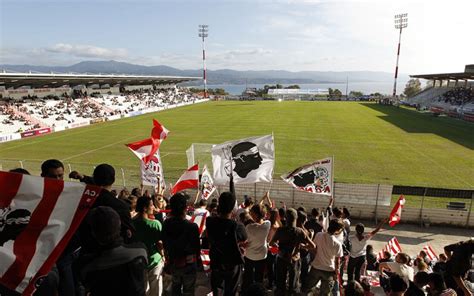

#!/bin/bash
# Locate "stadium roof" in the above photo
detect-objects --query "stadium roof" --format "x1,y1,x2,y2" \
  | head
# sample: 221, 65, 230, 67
410, 64, 474, 81
0, 72, 201, 89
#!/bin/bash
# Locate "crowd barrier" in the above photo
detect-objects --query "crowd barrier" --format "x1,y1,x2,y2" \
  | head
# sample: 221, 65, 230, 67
0, 99, 209, 143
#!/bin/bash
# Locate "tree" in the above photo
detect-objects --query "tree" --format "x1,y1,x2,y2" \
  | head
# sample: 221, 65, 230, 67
403, 79, 422, 98
349, 91, 364, 97
333, 89, 342, 97
328, 88, 334, 98
285, 85, 300, 89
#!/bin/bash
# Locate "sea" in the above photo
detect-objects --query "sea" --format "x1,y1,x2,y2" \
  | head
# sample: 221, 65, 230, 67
205, 81, 408, 96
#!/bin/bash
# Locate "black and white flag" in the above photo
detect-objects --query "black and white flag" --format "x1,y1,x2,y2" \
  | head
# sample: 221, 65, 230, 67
281, 157, 333, 195
212, 134, 274, 184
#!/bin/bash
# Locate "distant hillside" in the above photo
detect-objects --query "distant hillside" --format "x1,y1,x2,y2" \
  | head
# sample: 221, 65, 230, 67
0, 60, 409, 85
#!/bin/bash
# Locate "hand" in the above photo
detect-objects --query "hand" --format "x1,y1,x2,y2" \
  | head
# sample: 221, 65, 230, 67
69, 171, 83, 180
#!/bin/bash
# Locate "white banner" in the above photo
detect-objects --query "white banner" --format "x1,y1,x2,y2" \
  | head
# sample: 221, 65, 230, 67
281, 157, 333, 195
200, 165, 216, 200
140, 150, 165, 188
212, 134, 274, 185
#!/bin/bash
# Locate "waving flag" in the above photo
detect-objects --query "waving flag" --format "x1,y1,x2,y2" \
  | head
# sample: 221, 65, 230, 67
212, 134, 274, 184
200, 165, 216, 200
0, 171, 99, 295
126, 119, 169, 164
171, 164, 199, 195
389, 195, 406, 227
141, 150, 165, 188
423, 245, 438, 261
190, 211, 208, 235
281, 157, 333, 195
377, 237, 402, 260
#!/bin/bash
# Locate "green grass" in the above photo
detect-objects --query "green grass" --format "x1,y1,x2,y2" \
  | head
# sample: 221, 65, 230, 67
0, 101, 473, 190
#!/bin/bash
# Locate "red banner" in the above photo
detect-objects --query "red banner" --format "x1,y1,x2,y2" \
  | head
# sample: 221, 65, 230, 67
20, 128, 51, 138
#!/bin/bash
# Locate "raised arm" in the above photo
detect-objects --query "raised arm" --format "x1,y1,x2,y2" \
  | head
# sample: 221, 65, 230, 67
370, 217, 388, 236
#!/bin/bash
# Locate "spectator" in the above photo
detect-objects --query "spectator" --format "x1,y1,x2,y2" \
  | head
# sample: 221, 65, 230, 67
79, 206, 148, 296
41, 159, 64, 179
406, 271, 430, 296
132, 196, 164, 296
301, 219, 343, 296
242, 204, 271, 294
427, 273, 457, 296
162, 192, 200, 296
366, 245, 378, 271
266, 208, 282, 289
345, 280, 365, 296
389, 274, 409, 296
305, 208, 323, 235
444, 239, 474, 296
347, 219, 387, 282
206, 192, 248, 296
379, 253, 415, 283
433, 254, 448, 275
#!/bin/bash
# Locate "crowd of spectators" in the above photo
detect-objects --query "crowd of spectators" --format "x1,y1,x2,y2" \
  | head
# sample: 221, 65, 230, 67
440, 87, 474, 106
6, 159, 474, 296
0, 88, 200, 134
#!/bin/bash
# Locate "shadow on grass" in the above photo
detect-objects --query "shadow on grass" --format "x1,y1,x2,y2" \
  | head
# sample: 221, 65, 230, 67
360, 103, 474, 150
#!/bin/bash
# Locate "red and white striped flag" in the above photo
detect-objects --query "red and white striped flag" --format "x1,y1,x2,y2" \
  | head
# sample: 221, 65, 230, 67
190, 211, 208, 236
200, 249, 211, 273
389, 195, 406, 227
377, 237, 402, 260
171, 164, 199, 195
0, 171, 100, 295
423, 245, 438, 261
126, 119, 169, 164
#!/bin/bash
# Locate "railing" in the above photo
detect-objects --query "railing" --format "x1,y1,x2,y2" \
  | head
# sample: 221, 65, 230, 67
1, 159, 472, 228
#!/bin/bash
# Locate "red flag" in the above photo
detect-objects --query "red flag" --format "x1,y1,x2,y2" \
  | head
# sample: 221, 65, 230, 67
423, 245, 438, 261
377, 237, 402, 260
171, 164, 199, 195
126, 119, 169, 164
0, 172, 99, 295
389, 195, 406, 227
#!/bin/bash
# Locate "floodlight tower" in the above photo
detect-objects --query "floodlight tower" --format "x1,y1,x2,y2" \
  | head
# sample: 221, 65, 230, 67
198, 25, 209, 98
393, 13, 408, 98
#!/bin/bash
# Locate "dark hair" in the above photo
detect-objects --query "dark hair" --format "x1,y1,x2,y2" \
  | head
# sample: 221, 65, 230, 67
250, 204, 266, 221
93, 164, 115, 186
269, 209, 280, 226
136, 196, 153, 214
414, 271, 430, 287
343, 207, 351, 218
311, 208, 319, 217
170, 192, 189, 216
428, 273, 448, 292
217, 192, 236, 215
355, 223, 365, 234
389, 274, 408, 293
297, 206, 306, 213
383, 251, 392, 259
239, 212, 254, 226
9, 168, 30, 175
327, 219, 344, 234
244, 198, 252, 207
397, 252, 410, 264
131, 187, 140, 197
286, 208, 298, 226
345, 280, 364, 296
297, 210, 307, 226
89, 206, 121, 246
332, 207, 342, 218
41, 159, 64, 174
198, 199, 208, 207
366, 244, 373, 253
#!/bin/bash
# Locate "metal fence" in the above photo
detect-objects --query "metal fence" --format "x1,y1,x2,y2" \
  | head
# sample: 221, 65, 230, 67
1, 159, 473, 228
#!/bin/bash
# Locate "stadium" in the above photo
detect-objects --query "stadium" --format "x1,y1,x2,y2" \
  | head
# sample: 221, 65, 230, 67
0, 70, 473, 229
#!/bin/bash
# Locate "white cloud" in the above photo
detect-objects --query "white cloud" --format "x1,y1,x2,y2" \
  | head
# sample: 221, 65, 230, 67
46, 43, 128, 60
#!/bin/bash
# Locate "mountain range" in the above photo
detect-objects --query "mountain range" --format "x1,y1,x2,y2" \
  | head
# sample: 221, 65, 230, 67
0, 60, 409, 85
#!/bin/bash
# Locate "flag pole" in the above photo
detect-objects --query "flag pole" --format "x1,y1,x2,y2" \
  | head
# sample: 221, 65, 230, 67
331, 155, 335, 202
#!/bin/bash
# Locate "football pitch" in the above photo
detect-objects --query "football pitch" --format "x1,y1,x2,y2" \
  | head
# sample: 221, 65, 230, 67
0, 101, 473, 190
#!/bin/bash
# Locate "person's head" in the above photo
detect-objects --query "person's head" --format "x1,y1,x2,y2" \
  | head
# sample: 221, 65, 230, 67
418, 250, 427, 259
383, 251, 392, 260
413, 271, 430, 288
243, 197, 252, 208
327, 219, 344, 235
389, 274, 408, 295
332, 207, 342, 218
217, 192, 236, 216
239, 212, 254, 225
311, 208, 319, 218
89, 206, 121, 247
118, 188, 130, 200
131, 187, 140, 197
297, 206, 306, 213
285, 208, 298, 227
438, 253, 447, 262
366, 244, 374, 254
41, 159, 64, 180
342, 207, 350, 219
231, 141, 263, 178
427, 273, 448, 294
9, 168, 30, 175
169, 192, 189, 217
249, 204, 266, 222
93, 164, 115, 187
416, 260, 428, 272
355, 223, 365, 235
278, 207, 286, 221
155, 195, 167, 210
128, 195, 138, 211
198, 199, 208, 208
136, 196, 155, 216
395, 253, 410, 264
345, 280, 364, 296
297, 210, 307, 227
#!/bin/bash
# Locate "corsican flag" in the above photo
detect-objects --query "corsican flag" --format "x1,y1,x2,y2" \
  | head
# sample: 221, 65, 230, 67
211, 134, 275, 185
200, 165, 216, 200
0, 171, 100, 295
281, 157, 333, 195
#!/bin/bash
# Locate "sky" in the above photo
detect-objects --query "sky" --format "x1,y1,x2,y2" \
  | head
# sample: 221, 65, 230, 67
1, 0, 473, 74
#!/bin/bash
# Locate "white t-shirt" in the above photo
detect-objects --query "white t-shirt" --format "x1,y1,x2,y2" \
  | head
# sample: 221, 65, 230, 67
245, 220, 271, 261
311, 232, 343, 272
385, 262, 414, 282
349, 234, 373, 258
194, 207, 210, 217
